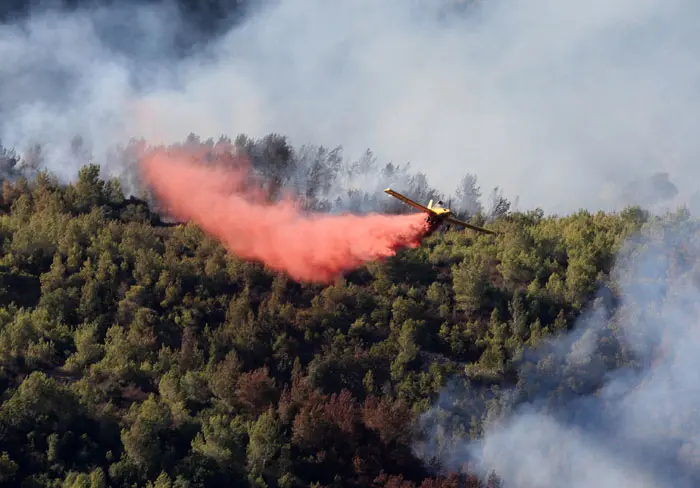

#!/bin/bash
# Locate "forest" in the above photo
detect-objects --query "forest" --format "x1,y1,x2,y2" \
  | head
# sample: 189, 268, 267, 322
0, 132, 697, 487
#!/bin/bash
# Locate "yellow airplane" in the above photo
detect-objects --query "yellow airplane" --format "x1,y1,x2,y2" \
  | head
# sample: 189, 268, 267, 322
384, 188, 496, 235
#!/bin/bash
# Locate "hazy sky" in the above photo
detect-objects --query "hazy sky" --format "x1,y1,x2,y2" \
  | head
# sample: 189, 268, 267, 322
1, 0, 699, 214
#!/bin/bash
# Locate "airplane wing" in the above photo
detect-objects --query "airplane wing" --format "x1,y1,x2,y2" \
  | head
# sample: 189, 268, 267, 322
446, 216, 497, 235
384, 188, 436, 214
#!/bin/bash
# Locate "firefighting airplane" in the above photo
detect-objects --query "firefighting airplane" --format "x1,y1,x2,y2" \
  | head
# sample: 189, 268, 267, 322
384, 188, 496, 235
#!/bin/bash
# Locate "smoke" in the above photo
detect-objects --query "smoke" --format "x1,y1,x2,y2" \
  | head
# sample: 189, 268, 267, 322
2, 0, 700, 215
139, 144, 430, 282
414, 213, 700, 487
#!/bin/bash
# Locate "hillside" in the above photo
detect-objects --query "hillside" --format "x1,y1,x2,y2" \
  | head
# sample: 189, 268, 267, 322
0, 135, 694, 487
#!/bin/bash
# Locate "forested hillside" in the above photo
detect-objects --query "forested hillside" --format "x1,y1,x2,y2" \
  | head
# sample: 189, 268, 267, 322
0, 133, 691, 487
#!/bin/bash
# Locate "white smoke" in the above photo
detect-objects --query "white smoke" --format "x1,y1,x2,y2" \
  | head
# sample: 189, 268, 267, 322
1, 0, 700, 214
414, 213, 700, 487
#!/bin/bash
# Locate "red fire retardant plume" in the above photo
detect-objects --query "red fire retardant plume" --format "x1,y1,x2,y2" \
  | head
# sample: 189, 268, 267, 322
140, 147, 430, 283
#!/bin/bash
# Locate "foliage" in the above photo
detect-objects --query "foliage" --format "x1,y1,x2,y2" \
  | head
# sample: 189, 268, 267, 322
0, 134, 658, 487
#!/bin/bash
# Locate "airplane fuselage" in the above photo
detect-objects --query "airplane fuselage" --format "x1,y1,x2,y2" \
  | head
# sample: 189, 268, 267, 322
425, 210, 450, 233
425, 200, 451, 231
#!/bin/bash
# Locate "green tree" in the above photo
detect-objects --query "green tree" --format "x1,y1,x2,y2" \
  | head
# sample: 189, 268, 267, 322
246, 408, 283, 476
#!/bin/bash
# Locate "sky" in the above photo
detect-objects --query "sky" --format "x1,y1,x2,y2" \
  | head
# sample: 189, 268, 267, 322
1, 0, 700, 214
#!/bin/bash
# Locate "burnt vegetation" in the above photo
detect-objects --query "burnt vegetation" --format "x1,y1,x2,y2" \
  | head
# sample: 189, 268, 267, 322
0, 131, 691, 487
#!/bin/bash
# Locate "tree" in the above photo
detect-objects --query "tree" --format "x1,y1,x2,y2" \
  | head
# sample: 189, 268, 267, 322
247, 408, 283, 476
0, 452, 18, 484
454, 173, 483, 218
121, 394, 173, 476
71, 164, 105, 212
452, 253, 488, 316
487, 186, 511, 220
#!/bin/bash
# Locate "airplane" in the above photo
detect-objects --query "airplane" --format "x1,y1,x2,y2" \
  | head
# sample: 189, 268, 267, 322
384, 188, 496, 235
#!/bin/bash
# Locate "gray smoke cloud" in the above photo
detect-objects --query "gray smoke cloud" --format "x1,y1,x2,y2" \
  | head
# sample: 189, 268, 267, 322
2, 0, 700, 214
414, 214, 700, 487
